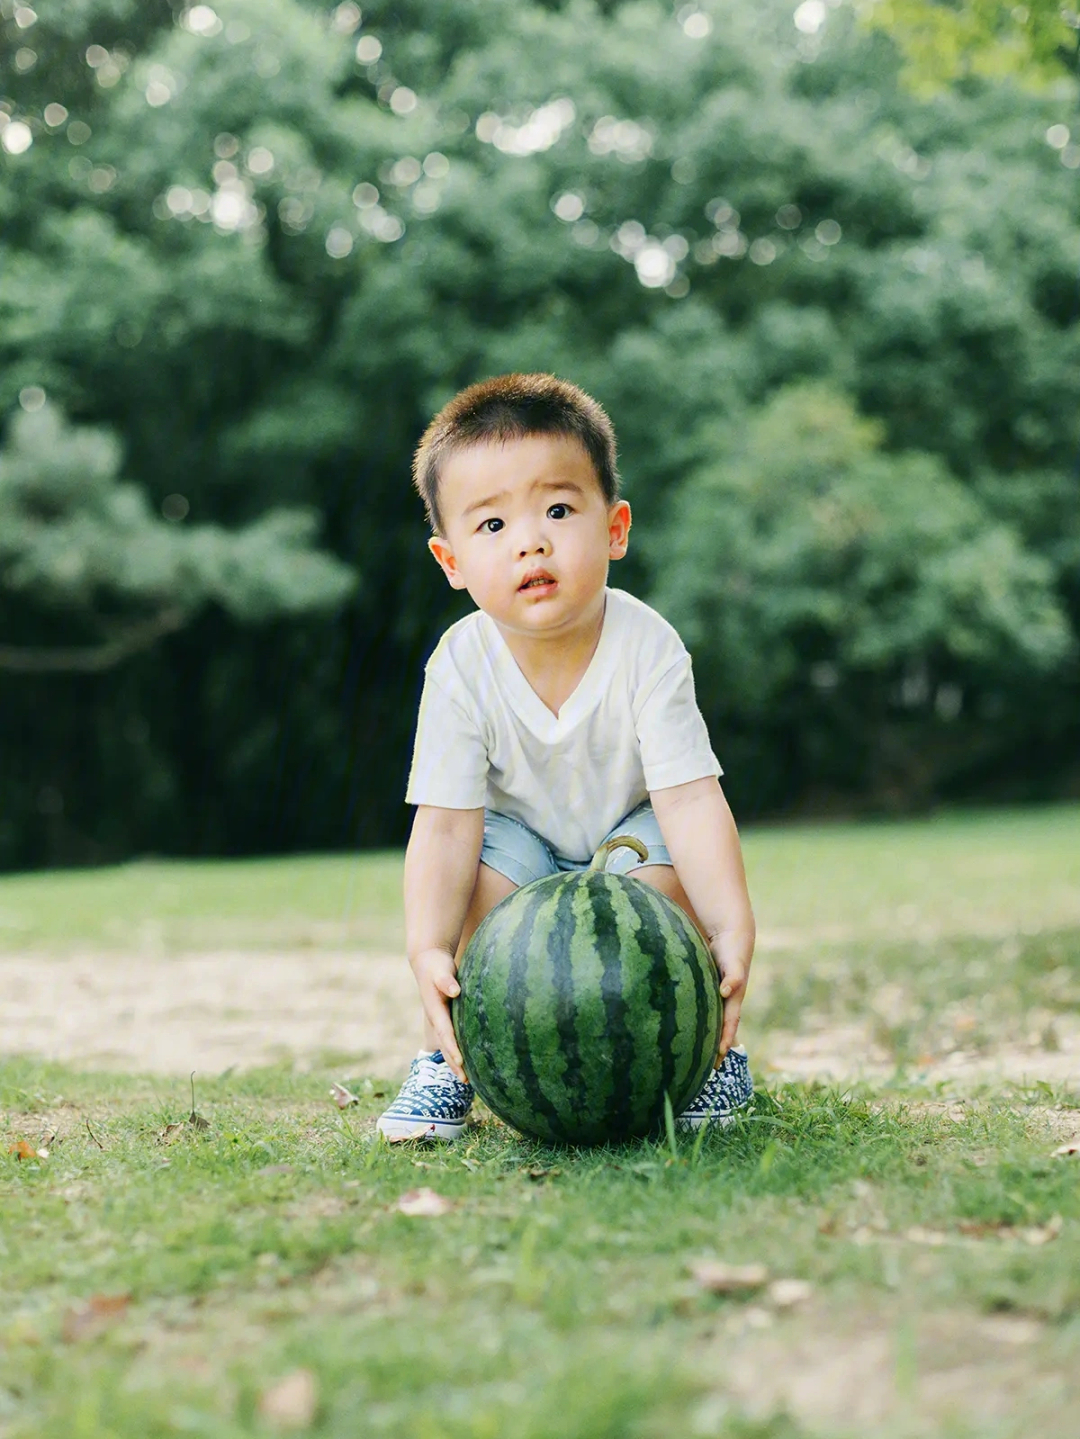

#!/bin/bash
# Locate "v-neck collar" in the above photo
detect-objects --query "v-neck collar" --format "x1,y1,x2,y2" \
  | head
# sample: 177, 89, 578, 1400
480, 590, 620, 740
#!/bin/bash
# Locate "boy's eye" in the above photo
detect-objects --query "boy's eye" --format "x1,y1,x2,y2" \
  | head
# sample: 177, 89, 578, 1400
547, 503, 572, 520
479, 517, 504, 534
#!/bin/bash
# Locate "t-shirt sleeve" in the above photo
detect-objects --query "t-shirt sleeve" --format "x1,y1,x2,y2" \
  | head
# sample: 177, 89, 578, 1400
635, 652, 722, 792
405, 672, 489, 809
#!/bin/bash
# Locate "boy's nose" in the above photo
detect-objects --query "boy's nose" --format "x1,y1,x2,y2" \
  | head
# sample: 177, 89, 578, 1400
517, 535, 551, 558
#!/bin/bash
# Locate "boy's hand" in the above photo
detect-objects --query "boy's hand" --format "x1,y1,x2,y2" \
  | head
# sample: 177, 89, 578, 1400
711, 935, 751, 1063
411, 947, 466, 1080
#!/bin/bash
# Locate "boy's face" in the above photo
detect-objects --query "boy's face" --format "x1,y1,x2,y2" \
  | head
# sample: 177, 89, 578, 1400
428, 433, 631, 640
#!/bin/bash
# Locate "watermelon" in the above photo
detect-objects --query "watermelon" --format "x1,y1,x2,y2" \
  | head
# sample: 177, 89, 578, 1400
452, 835, 721, 1144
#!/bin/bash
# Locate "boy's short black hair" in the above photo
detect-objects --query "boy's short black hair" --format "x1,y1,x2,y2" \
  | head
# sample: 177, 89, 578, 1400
413, 372, 620, 532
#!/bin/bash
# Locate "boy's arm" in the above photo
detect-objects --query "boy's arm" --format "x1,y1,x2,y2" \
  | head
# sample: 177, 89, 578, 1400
649, 777, 755, 1061
404, 804, 484, 1080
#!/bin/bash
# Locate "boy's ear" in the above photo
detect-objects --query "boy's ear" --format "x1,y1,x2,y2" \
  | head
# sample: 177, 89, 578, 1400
428, 535, 469, 589
608, 500, 631, 561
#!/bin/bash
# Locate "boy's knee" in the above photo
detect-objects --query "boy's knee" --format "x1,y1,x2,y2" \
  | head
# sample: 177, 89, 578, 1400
631, 864, 704, 937
457, 863, 518, 958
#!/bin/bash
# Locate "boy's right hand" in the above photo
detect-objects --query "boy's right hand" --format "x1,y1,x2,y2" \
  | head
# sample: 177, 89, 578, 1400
411, 947, 466, 1081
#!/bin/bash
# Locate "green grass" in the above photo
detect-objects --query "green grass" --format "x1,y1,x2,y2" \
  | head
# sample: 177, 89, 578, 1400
0, 852, 405, 953
1, 803, 1077, 956
2, 804, 1080, 1437
4, 1064, 1079, 1438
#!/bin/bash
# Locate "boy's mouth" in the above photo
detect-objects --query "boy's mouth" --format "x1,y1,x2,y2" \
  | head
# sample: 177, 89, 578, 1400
518, 569, 557, 593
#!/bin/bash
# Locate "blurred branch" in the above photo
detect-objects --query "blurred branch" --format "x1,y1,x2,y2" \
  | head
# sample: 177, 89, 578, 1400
0, 608, 187, 674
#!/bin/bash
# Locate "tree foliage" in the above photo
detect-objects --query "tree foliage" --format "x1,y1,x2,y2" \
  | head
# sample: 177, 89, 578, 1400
0, 405, 355, 671
859, 0, 1080, 93
1, 0, 1078, 863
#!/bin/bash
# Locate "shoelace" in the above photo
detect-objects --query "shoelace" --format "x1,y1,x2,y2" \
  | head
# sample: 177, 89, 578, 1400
406, 1054, 466, 1095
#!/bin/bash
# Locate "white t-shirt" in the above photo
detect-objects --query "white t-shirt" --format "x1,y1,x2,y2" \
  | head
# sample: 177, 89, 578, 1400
405, 589, 721, 862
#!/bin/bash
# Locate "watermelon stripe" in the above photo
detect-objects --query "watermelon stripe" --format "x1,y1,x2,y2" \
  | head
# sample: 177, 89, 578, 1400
501, 884, 564, 1139
461, 884, 546, 1133
606, 877, 664, 1127
590, 874, 636, 1138
625, 881, 679, 1113
477, 880, 557, 1128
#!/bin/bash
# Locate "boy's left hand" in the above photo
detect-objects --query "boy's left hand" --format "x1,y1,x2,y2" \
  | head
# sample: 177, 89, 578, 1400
711, 936, 751, 1062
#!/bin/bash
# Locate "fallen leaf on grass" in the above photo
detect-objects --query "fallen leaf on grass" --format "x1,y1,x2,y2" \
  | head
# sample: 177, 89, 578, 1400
525, 1166, 562, 1182
1052, 1139, 1080, 1158
156, 1123, 185, 1145
329, 1082, 359, 1109
8, 1140, 47, 1161
385, 1123, 437, 1144
257, 1368, 318, 1431
689, 1261, 769, 1294
395, 1187, 453, 1217
62, 1293, 131, 1343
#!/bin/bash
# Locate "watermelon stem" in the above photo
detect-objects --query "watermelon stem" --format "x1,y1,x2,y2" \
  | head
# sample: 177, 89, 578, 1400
587, 834, 650, 873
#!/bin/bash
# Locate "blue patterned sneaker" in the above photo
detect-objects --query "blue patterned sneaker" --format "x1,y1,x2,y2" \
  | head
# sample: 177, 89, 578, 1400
677, 1046, 754, 1129
376, 1051, 474, 1142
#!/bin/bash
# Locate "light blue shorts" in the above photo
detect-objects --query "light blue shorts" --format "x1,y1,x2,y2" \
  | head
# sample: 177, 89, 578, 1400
481, 802, 672, 889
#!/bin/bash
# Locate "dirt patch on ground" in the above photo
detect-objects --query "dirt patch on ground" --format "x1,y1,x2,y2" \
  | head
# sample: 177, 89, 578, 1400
759, 1018, 1080, 1092
699, 1300, 1077, 1437
1, 950, 422, 1079
4, 947, 1079, 1092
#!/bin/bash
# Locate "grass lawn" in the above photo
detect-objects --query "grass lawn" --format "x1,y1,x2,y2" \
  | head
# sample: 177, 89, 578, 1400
2, 805, 1080, 1438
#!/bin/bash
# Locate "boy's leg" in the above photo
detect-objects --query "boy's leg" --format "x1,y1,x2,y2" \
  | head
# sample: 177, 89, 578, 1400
378, 813, 555, 1141
419, 862, 517, 1051
629, 864, 704, 937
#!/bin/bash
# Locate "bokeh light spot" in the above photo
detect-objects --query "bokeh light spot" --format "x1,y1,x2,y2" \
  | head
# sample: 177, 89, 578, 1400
679, 9, 712, 39
1, 120, 33, 155
355, 35, 382, 63
794, 1, 826, 35
247, 146, 274, 175
67, 121, 91, 145
325, 225, 354, 258
390, 87, 418, 116
183, 6, 222, 37
815, 218, 842, 245
43, 103, 69, 127
553, 192, 585, 222
352, 182, 379, 208
423, 151, 449, 179
634, 242, 676, 289
88, 165, 117, 193
18, 386, 46, 412
331, 3, 362, 35
162, 494, 190, 522
1045, 124, 1070, 150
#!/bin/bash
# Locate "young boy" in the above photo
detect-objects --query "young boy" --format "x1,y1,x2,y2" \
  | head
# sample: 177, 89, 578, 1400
377, 373, 755, 1141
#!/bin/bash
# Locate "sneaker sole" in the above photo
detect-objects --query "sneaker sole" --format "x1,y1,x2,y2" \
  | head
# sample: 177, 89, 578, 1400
375, 1115, 466, 1142
675, 1112, 740, 1131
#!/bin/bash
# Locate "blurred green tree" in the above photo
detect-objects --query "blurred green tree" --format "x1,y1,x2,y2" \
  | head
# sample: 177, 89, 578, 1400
0, 0, 1078, 862
857, 1, 1080, 92
651, 385, 1073, 807
0, 403, 355, 673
